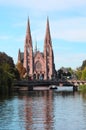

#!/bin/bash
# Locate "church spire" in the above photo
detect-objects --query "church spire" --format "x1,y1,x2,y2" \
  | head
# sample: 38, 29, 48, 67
26, 18, 30, 33
34, 39, 37, 53
44, 17, 52, 46
24, 18, 33, 76
44, 17, 54, 79
25, 18, 32, 47
18, 49, 21, 63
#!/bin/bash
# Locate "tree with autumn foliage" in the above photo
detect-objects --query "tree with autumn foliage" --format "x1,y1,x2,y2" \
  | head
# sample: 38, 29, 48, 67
16, 62, 26, 79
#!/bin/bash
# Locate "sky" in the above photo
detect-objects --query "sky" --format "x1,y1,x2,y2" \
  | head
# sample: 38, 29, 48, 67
0, 0, 86, 70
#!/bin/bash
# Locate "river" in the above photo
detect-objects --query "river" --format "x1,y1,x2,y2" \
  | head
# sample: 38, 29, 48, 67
0, 87, 86, 130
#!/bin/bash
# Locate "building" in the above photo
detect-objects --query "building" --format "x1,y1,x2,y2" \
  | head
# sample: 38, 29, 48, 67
18, 18, 56, 80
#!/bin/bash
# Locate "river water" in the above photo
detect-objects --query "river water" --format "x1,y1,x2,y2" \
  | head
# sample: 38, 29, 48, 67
0, 87, 86, 130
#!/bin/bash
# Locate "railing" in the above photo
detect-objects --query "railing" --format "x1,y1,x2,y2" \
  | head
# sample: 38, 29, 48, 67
13, 79, 82, 91
13, 79, 75, 87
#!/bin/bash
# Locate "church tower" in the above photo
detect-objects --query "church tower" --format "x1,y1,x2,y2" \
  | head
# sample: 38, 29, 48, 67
18, 18, 56, 80
44, 18, 55, 79
23, 18, 33, 76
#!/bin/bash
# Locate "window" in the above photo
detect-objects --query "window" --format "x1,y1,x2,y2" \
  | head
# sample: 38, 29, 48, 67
35, 61, 42, 71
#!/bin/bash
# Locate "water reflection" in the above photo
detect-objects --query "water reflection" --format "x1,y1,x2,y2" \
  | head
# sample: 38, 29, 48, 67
18, 91, 54, 130
0, 90, 86, 130
81, 91, 86, 101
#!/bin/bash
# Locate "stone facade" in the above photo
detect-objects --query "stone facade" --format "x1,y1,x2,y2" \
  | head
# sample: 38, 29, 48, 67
18, 18, 56, 80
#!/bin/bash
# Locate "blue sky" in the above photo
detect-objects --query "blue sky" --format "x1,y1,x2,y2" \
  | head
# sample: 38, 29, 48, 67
0, 0, 86, 70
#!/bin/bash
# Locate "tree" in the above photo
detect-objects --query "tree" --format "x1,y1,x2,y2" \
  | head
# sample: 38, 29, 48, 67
67, 67, 74, 74
0, 52, 15, 68
81, 60, 86, 70
76, 70, 82, 80
57, 67, 73, 80
0, 52, 20, 94
16, 62, 26, 78
0, 67, 13, 94
75, 60, 86, 80
81, 67, 86, 80
57, 69, 63, 79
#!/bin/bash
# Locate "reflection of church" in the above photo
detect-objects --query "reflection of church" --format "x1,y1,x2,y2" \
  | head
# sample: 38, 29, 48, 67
18, 18, 56, 80
22, 91, 54, 130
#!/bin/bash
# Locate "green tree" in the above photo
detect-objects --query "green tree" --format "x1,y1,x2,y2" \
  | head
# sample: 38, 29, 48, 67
81, 60, 86, 70
81, 67, 86, 80
76, 70, 82, 80
0, 52, 20, 94
0, 67, 12, 94
0, 52, 15, 68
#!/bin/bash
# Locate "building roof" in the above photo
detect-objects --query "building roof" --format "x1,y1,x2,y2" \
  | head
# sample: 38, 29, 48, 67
34, 51, 44, 58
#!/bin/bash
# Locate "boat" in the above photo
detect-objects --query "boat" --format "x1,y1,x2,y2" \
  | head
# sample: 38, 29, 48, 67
49, 85, 57, 89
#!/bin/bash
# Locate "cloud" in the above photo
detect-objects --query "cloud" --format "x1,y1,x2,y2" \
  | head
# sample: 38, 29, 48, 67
15, 16, 86, 43
0, 0, 86, 11
0, 35, 11, 40
0, 0, 86, 69
55, 52, 86, 69
14, 37, 24, 43
13, 21, 26, 28
10, 16, 86, 43
26, 16, 86, 43
50, 17, 86, 42
0, 34, 25, 45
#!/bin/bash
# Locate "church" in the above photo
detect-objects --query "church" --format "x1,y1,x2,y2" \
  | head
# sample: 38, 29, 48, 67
18, 18, 56, 80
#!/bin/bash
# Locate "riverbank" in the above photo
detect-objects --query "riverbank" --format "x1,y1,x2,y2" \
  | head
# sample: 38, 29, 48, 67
79, 85, 86, 91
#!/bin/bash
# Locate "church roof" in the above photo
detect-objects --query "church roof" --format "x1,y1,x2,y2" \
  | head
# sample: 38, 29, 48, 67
34, 51, 44, 58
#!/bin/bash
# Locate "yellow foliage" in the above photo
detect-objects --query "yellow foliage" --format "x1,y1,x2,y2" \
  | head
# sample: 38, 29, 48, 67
16, 62, 26, 78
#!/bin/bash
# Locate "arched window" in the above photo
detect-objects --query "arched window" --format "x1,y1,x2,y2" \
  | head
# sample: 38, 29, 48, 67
35, 61, 42, 72
41, 74, 44, 79
33, 74, 36, 79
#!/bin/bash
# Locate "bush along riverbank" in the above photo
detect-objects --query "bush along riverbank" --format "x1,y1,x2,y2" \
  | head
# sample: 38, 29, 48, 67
0, 68, 13, 94
79, 85, 86, 91
0, 52, 20, 95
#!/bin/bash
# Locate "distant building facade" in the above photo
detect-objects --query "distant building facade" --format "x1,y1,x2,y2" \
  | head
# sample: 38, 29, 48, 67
18, 18, 56, 80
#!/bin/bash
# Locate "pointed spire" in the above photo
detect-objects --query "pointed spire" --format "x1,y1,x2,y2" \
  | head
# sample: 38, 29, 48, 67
46, 17, 50, 34
25, 17, 32, 47
45, 17, 52, 45
26, 17, 31, 36
34, 39, 37, 53
18, 49, 21, 63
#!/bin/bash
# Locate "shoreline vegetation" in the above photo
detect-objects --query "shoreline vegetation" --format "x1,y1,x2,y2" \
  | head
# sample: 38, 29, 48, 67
79, 85, 86, 91
0, 52, 20, 94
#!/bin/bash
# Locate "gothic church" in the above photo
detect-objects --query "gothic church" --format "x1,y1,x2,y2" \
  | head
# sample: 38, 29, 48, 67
18, 18, 56, 80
